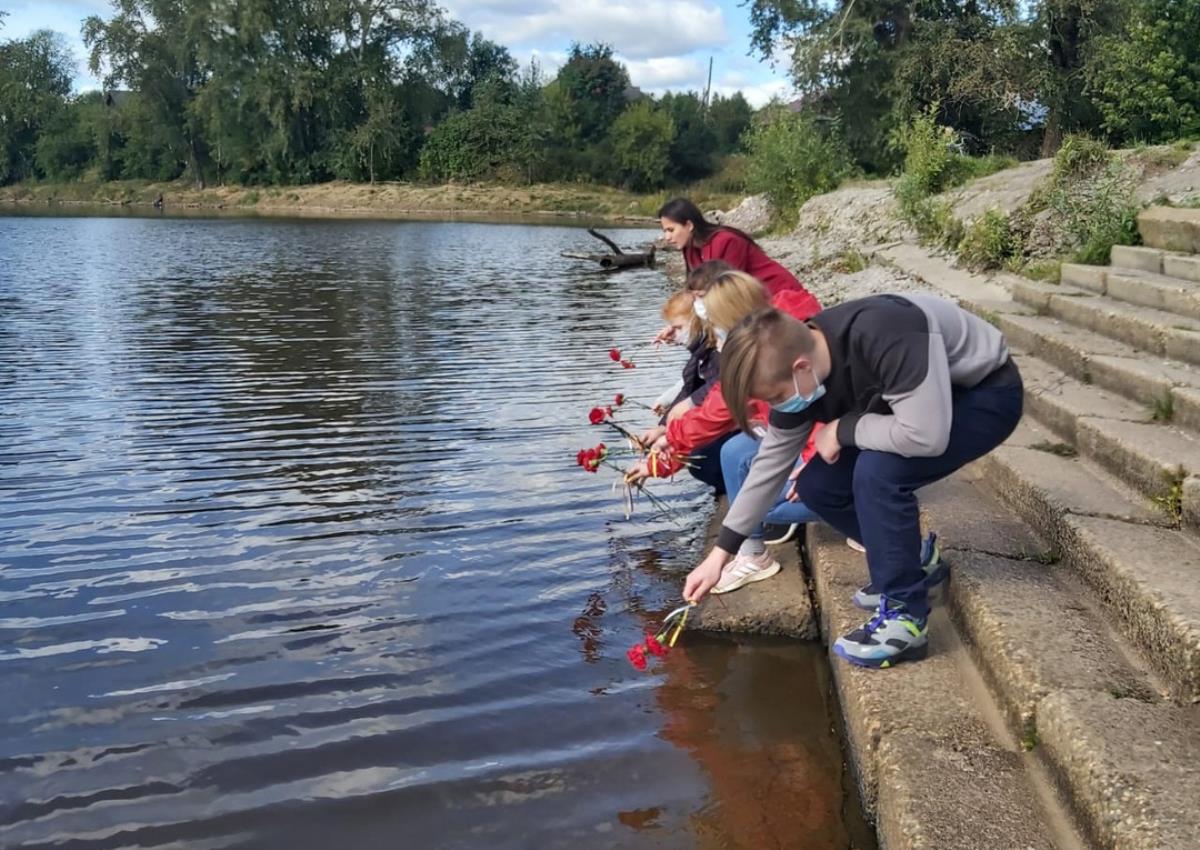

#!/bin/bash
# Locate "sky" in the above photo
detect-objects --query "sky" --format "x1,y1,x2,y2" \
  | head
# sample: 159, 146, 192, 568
0, 0, 795, 106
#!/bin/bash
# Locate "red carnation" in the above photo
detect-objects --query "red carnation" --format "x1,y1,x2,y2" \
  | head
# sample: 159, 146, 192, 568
620, 360, 636, 370
609, 348, 621, 362
626, 644, 648, 670
614, 394, 625, 406
645, 634, 669, 658
575, 449, 587, 466
588, 407, 607, 425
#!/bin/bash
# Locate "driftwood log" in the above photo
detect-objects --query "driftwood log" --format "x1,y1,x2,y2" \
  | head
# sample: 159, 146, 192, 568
562, 228, 657, 271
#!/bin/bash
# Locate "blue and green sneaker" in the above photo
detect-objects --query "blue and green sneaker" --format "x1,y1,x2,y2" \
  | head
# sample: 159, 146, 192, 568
833, 601, 928, 668
852, 533, 943, 611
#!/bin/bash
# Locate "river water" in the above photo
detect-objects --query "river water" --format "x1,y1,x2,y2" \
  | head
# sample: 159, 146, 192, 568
0, 213, 871, 850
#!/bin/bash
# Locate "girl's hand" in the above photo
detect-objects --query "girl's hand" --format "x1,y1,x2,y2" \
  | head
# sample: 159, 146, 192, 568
684, 548, 731, 602
651, 434, 670, 454
639, 425, 666, 448
653, 324, 675, 346
666, 397, 693, 422
815, 420, 841, 464
625, 460, 651, 486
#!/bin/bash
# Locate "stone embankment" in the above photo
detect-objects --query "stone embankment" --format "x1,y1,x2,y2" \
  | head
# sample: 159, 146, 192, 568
689, 201, 1200, 849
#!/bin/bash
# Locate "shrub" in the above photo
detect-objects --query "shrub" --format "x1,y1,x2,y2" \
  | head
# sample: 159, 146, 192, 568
1040, 135, 1141, 265
957, 208, 1016, 270
743, 107, 853, 227
893, 108, 971, 205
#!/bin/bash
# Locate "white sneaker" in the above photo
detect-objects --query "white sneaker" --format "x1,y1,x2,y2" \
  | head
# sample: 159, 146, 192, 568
712, 552, 781, 594
847, 538, 866, 553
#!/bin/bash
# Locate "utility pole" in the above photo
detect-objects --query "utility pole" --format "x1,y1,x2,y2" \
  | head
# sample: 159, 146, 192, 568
700, 55, 710, 111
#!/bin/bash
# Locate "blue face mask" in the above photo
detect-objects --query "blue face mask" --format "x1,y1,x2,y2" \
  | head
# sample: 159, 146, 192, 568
774, 369, 825, 413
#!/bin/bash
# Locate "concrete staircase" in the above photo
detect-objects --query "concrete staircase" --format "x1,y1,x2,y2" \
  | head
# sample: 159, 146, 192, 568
814, 209, 1200, 850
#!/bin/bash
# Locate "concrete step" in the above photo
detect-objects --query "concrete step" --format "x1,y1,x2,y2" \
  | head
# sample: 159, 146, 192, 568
1072, 265, 1200, 321
993, 312, 1200, 432
1107, 244, 1200, 284
1139, 206, 1200, 253
1009, 350, 1199, 530
976, 425, 1200, 704
918, 474, 1200, 850
1039, 690, 1200, 850
806, 523, 1063, 850
1107, 268, 1200, 321
1010, 278, 1200, 367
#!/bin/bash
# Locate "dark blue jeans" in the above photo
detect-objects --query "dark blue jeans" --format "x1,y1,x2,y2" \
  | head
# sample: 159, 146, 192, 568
688, 432, 735, 496
795, 364, 1023, 618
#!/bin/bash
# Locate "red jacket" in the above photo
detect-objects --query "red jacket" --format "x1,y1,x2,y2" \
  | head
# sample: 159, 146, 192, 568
654, 289, 823, 477
684, 229, 817, 305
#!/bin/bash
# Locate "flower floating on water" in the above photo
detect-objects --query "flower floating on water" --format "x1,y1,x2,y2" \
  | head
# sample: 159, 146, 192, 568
609, 348, 622, 362
588, 406, 610, 425
614, 393, 625, 407
620, 360, 636, 369
626, 644, 648, 670
625, 603, 694, 671
644, 634, 668, 658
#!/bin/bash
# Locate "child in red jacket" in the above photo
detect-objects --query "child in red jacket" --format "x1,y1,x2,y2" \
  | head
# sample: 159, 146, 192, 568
629, 271, 822, 495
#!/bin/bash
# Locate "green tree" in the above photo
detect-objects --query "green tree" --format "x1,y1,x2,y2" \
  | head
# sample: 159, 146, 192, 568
555, 43, 631, 140
610, 99, 674, 191
417, 77, 535, 182
1087, 0, 1200, 143
709, 92, 753, 153
0, 29, 74, 183
83, 0, 214, 186
660, 91, 718, 182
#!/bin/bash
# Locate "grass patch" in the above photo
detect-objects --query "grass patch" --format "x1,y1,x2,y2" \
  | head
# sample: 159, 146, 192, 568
1029, 441, 1078, 458
1152, 470, 1185, 524
1022, 259, 1063, 283
1150, 392, 1176, 422
832, 248, 869, 273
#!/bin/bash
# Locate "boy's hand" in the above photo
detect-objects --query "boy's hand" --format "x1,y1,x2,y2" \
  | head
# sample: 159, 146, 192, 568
787, 464, 804, 502
684, 548, 731, 602
815, 420, 841, 464
651, 433, 670, 454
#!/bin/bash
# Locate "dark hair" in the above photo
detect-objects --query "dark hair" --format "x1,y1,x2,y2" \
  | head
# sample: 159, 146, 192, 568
657, 197, 758, 252
685, 259, 735, 291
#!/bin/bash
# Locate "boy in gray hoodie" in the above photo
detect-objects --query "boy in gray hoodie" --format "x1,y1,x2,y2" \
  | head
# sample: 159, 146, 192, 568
684, 293, 1023, 668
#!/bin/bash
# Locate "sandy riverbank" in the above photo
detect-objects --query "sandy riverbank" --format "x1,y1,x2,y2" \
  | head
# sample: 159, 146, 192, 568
0, 178, 741, 226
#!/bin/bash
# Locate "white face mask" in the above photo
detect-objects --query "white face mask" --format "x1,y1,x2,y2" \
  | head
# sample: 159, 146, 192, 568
693, 298, 708, 320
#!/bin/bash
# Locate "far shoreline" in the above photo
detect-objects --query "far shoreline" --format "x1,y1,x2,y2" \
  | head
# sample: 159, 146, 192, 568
0, 178, 727, 229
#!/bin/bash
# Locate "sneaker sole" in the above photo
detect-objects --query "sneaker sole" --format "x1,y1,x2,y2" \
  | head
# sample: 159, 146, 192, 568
763, 524, 799, 545
711, 560, 781, 595
833, 640, 929, 668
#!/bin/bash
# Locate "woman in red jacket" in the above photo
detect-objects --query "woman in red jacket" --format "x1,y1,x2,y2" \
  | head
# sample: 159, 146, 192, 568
628, 271, 822, 493
658, 197, 819, 305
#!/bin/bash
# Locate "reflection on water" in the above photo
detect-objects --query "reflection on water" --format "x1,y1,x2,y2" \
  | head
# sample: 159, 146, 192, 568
0, 214, 872, 849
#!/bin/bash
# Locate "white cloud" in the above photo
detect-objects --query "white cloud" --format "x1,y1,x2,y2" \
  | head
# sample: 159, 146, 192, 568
623, 56, 706, 90
441, 0, 729, 60
711, 79, 793, 108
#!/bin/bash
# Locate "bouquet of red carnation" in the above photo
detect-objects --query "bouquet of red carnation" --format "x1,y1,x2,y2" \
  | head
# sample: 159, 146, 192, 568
626, 603, 693, 670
